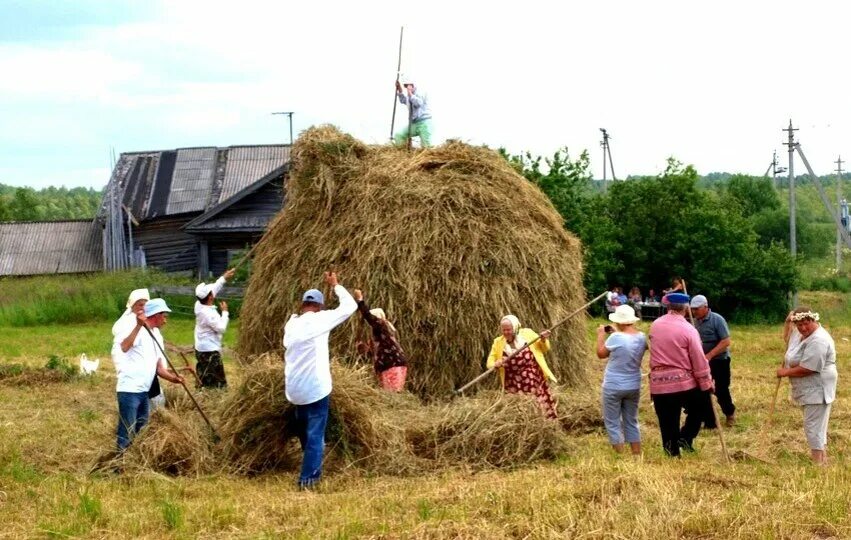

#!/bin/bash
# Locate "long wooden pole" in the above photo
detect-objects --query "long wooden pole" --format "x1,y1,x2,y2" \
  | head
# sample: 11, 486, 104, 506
390, 26, 404, 141
143, 325, 219, 439
452, 291, 608, 396
682, 280, 730, 463
177, 349, 203, 387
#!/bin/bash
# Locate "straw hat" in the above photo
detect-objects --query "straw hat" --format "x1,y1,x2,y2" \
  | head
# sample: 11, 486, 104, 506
608, 305, 639, 325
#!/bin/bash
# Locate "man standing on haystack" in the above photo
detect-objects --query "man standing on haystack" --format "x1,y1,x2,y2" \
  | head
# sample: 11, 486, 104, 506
393, 74, 432, 148
194, 268, 236, 388
648, 293, 714, 457
283, 271, 357, 489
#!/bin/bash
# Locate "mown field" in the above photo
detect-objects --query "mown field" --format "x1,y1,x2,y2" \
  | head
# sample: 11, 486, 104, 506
1, 291, 850, 539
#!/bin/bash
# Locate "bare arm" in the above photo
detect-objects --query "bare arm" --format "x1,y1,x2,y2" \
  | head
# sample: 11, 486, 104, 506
706, 337, 731, 361
595, 326, 610, 359
777, 365, 816, 378
120, 315, 146, 353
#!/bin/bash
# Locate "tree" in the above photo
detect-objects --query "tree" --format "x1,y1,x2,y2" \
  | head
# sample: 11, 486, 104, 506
502, 148, 592, 234
581, 160, 796, 320
10, 188, 39, 221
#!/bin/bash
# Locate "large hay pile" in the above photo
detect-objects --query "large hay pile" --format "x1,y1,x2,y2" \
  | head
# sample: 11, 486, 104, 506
238, 126, 588, 397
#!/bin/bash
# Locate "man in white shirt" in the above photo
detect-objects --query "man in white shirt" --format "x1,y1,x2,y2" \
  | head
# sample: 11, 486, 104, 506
194, 268, 235, 388
114, 298, 184, 450
283, 271, 357, 488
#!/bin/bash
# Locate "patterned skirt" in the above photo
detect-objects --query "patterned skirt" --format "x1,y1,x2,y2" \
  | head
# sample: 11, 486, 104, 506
503, 349, 558, 419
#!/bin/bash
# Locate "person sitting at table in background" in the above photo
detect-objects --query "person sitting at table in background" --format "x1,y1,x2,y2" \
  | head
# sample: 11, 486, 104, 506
606, 286, 622, 314
628, 287, 643, 317
616, 287, 628, 306
645, 289, 660, 304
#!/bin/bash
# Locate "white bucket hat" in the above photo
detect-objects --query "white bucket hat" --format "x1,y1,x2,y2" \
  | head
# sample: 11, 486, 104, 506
608, 305, 640, 325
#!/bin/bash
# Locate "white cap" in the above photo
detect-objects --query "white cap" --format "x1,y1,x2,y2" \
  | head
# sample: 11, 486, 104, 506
126, 288, 150, 309
690, 295, 709, 308
195, 282, 214, 300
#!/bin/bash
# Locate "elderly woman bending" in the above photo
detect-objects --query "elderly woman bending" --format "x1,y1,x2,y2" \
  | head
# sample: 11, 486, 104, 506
487, 315, 558, 419
777, 306, 838, 465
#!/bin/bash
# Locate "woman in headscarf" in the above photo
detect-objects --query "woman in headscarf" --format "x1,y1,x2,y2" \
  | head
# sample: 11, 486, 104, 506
353, 289, 408, 391
777, 306, 838, 465
487, 315, 558, 419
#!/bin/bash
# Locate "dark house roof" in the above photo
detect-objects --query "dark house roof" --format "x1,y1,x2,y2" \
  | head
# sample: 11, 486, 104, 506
183, 164, 288, 234
0, 220, 102, 276
101, 144, 290, 222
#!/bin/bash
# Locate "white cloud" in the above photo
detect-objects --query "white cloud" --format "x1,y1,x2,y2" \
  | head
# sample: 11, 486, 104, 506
3, 0, 851, 189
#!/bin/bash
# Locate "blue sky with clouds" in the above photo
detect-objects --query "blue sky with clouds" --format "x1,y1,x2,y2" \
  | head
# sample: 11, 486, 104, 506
2, 0, 851, 189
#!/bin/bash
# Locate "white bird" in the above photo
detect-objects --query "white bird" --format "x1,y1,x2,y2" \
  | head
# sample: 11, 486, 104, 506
79, 354, 99, 375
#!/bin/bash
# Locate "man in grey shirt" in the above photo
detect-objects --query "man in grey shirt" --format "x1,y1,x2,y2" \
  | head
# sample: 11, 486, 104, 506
393, 74, 432, 148
691, 295, 736, 427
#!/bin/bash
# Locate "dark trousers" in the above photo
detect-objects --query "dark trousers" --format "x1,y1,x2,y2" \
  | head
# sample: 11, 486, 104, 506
195, 350, 227, 388
710, 356, 735, 418
652, 388, 707, 457
116, 391, 149, 450
293, 395, 330, 487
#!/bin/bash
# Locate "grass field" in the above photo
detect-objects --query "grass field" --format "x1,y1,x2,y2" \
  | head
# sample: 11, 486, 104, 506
1, 292, 851, 538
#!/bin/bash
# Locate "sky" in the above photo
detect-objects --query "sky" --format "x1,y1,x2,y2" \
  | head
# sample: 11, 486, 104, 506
1, 0, 850, 189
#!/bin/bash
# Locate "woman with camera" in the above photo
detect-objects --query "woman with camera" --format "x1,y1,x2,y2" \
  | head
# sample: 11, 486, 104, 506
596, 305, 647, 456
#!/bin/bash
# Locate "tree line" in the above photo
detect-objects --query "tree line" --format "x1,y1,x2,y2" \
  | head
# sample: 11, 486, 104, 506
502, 149, 836, 322
0, 184, 103, 222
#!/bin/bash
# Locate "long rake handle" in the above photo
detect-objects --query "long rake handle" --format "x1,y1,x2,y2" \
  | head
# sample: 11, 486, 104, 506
390, 26, 403, 140
682, 280, 730, 463
143, 325, 219, 439
177, 349, 203, 388
453, 291, 609, 395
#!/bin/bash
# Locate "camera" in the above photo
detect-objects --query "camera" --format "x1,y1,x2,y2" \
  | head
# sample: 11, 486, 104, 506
604, 325, 614, 334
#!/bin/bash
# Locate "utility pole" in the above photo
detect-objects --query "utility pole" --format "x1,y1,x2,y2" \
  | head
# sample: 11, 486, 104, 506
765, 150, 786, 188
783, 120, 798, 306
271, 111, 295, 145
600, 128, 616, 190
836, 156, 845, 271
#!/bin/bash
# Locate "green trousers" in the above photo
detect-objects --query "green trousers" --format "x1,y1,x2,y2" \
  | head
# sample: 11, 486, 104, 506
394, 119, 433, 148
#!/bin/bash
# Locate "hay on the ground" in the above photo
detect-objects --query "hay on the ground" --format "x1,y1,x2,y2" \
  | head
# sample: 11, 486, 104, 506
238, 126, 588, 398
121, 408, 217, 476
408, 392, 572, 468
216, 353, 402, 475
111, 358, 594, 477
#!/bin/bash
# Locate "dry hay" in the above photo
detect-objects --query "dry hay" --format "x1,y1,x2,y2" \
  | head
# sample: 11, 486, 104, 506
120, 407, 218, 476
238, 125, 588, 398
0, 366, 76, 387
108, 355, 594, 477
216, 353, 403, 475
408, 392, 572, 468
554, 385, 606, 434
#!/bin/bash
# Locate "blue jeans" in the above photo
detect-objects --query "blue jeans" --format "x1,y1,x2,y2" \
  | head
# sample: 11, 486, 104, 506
602, 387, 641, 445
294, 395, 330, 487
116, 391, 150, 450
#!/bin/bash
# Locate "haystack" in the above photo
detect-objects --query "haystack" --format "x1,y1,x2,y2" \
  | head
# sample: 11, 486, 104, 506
216, 353, 405, 475
239, 126, 589, 397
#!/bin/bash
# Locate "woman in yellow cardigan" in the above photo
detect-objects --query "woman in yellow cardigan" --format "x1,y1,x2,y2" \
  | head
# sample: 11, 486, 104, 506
487, 314, 558, 419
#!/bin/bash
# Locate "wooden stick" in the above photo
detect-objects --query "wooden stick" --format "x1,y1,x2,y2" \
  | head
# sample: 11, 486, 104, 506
452, 291, 609, 396
143, 325, 219, 439
233, 240, 262, 272
177, 349, 203, 388
390, 26, 404, 141
681, 279, 730, 463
